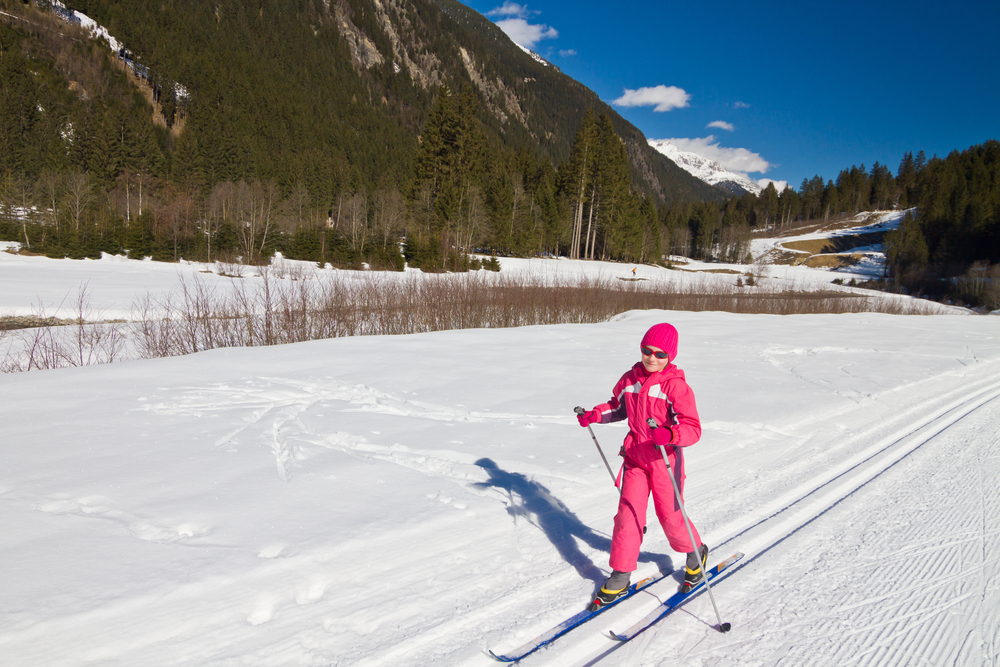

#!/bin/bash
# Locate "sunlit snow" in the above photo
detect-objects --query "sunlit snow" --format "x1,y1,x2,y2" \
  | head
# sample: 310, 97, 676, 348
2, 221, 998, 666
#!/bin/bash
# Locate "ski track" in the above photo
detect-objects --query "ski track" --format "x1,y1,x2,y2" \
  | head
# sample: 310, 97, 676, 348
140, 376, 578, 484
505, 359, 1000, 666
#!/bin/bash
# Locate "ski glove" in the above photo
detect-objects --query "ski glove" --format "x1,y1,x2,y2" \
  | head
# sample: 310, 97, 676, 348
577, 408, 602, 427
651, 424, 675, 447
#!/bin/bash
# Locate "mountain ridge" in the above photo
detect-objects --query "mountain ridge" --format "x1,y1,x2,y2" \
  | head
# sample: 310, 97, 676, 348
51, 0, 726, 204
648, 138, 763, 196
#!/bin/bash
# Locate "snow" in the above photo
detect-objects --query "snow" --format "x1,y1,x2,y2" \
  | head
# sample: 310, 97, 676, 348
515, 43, 551, 67
48, 0, 121, 52
2, 235, 999, 666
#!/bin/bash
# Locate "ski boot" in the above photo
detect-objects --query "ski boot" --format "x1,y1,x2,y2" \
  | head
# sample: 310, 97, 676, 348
587, 570, 630, 612
681, 544, 709, 593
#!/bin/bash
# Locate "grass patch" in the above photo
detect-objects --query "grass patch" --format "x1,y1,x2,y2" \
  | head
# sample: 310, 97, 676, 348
780, 232, 884, 256
683, 268, 744, 275
0, 315, 78, 331
802, 254, 865, 269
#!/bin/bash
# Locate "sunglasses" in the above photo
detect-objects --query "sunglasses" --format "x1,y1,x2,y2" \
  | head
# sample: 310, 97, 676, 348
640, 346, 669, 359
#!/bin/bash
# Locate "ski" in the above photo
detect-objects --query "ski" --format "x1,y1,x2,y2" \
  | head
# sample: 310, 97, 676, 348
610, 552, 744, 642
488, 571, 669, 663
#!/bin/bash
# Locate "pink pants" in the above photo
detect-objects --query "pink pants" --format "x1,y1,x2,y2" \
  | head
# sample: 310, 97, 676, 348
609, 447, 701, 573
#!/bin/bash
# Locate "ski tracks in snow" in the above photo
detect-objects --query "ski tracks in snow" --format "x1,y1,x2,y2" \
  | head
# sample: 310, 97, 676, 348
142, 375, 565, 479
609, 363, 1000, 667
128, 375, 582, 665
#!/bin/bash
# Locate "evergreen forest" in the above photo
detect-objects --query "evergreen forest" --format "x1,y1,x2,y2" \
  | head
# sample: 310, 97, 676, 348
666, 144, 1000, 306
1, 0, 998, 308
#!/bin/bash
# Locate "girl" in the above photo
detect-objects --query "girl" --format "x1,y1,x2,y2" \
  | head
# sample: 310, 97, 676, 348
577, 322, 708, 610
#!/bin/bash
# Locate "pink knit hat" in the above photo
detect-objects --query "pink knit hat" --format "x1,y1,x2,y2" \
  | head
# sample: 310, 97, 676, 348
640, 323, 678, 361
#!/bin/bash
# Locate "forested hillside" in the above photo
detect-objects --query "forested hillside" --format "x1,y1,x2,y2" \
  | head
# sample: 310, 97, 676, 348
657, 142, 1000, 308
0, 0, 724, 269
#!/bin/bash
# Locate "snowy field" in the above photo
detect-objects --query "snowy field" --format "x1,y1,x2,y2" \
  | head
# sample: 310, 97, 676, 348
0, 209, 955, 324
2, 220, 999, 667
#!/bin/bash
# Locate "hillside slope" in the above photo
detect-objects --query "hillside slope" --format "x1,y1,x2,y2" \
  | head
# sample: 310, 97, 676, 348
23, 0, 723, 204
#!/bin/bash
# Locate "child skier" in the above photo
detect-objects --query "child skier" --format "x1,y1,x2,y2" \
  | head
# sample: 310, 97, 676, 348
577, 322, 708, 611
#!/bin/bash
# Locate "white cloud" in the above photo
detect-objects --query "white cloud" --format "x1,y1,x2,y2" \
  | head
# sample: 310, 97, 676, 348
612, 85, 690, 112
559, 49, 577, 57
486, 3, 558, 49
495, 18, 558, 48
486, 2, 532, 18
707, 120, 735, 131
734, 101, 751, 109
758, 178, 790, 192
665, 135, 771, 174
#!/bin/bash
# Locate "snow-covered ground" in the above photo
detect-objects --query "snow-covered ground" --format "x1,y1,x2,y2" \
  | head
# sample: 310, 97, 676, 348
2, 224, 998, 666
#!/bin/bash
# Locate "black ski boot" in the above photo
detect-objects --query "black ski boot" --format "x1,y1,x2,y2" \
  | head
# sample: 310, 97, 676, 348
681, 544, 709, 592
587, 571, 630, 612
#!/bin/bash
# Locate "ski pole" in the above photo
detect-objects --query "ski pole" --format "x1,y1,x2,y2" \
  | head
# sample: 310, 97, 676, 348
574, 406, 619, 492
647, 418, 732, 633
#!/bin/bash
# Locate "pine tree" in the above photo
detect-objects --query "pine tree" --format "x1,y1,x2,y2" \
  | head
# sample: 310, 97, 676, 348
896, 152, 917, 208
560, 110, 598, 260
884, 211, 928, 286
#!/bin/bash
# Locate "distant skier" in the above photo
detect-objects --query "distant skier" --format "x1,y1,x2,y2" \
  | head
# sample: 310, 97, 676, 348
631, 267, 637, 276
576, 322, 708, 611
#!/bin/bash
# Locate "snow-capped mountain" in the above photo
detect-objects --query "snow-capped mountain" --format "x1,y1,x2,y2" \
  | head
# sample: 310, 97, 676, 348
512, 43, 565, 74
648, 139, 763, 196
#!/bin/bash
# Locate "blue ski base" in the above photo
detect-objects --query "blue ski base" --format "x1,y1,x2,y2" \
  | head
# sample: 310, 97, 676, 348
488, 571, 669, 663
610, 552, 744, 642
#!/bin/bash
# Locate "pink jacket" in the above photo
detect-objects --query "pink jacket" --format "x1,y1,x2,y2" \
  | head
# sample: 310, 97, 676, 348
595, 362, 702, 467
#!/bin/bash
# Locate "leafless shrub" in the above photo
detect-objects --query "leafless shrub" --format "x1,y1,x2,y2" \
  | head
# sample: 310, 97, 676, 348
215, 252, 245, 278
954, 262, 1000, 310
1, 285, 126, 371
4, 265, 939, 374
123, 270, 936, 357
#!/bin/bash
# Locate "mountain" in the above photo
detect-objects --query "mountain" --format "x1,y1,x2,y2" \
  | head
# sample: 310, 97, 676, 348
30, 0, 723, 205
0, 0, 729, 267
648, 139, 763, 196
424, 0, 727, 203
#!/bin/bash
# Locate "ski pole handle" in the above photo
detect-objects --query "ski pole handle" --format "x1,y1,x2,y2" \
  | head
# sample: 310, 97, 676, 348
647, 418, 668, 451
575, 406, 619, 492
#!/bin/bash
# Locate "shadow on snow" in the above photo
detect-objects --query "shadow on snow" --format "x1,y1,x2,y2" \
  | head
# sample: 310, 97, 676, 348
473, 458, 674, 587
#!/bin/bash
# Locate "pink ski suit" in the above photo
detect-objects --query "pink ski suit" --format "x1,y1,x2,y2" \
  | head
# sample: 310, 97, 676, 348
593, 361, 703, 573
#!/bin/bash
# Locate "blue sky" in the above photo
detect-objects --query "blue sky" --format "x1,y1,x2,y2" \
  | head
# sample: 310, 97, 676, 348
461, 0, 1000, 192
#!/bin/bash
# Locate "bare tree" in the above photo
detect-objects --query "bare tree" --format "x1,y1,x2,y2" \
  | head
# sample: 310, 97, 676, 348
205, 181, 239, 262
279, 183, 312, 234
157, 186, 197, 260
1, 175, 37, 249
672, 225, 691, 258
460, 184, 487, 255
234, 180, 279, 264
343, 190, 368, 253
409, 181, 436, 243
372, 187, 405, 250
37, 170, 63, 233
63, 171, 94, 235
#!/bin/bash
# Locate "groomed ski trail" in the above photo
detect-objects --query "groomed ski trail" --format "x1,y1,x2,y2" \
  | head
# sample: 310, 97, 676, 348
508, 359, 1000, 666
619, 376, 1000, 667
